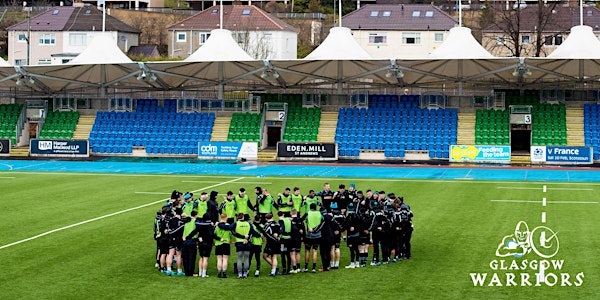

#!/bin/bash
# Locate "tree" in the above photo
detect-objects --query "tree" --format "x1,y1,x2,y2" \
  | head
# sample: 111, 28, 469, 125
482, 1, 560, 57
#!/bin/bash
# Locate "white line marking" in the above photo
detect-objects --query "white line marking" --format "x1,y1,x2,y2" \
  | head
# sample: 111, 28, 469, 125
542, 212, 546, 223
497, 187, 540, 190
135, 192, 171, 195
183, 180, 271, 185
542, 198, 547, 207
0, 163, 14, 170
543, 185, 547, 193
548, 188, 593, 191
0, 176, 15, 179
490, 200, 599, 204
0, 177, 244, 250
182, 181, 222, 183
497, 187, 593, 191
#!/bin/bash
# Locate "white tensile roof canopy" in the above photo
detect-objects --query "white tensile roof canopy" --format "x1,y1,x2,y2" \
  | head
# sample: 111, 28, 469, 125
185, 29, 253, 62
68, 33, 133, 64
304, 27, 372, 60
547, 25, 600, 59
428, 26, 494, 59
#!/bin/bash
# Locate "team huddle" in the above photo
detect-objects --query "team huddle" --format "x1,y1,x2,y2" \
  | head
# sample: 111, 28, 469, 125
153, 183, 414, 278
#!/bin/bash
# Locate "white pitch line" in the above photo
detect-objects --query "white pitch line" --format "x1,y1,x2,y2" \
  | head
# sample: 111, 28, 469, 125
182, 181, 222, 183
548, 188, 594, 191
497, 187, 593, 191
183, 180, 272, 185
135, 192, 171, 195
0, 177, 244, 251
543, 185, 547, 193
497, 187, 541, 190
490, 200, 599, 204
0, 176, 15, 179
542, 198, 547, 207
542, 212, 546, 223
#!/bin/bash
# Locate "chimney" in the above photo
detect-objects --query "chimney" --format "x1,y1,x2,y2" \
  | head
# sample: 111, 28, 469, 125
73, 0, 84, 7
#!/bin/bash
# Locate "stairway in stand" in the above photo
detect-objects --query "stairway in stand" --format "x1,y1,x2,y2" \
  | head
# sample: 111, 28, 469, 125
9, 147, 29, 157
258, 149, 277, 161
72, 115, 96, 140
211, 115, 232, 142
456, 112, 475, 145
566, 108, 585, 146
317, 111, 339, 143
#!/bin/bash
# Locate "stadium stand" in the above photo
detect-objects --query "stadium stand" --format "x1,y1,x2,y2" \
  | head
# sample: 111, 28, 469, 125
0, 104, 23, 145
475, 109, 509, 145
335, 95, 458, 159
531, 103, 567, 146
227, 112, 262, 143
584, 103, 600, 160
282, 106, 321, 142
38, 110, 79, 139
89, 99, 215, 155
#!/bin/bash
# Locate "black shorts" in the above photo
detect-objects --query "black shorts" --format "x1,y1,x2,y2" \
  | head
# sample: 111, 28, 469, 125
359, 235, 371, 245
304, 238, 319, 250
290, 239, 302, 251
157, 237, 170, 255
346, 236, 358, 247
169, 237, 183, 251
198, 242, 213, 257
280, 211, 292, 218
215, 243, 231, 256
333, 234, 342, 249
280, 239, 291, 253
251, 244, 262, 254
264, 242, 281, 255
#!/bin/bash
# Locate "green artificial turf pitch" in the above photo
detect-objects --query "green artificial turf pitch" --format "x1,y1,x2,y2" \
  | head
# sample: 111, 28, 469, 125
0, 172, 598, 299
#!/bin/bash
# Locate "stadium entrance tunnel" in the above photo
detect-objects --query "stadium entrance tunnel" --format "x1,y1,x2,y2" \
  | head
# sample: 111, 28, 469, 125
511, 127, 531, 154
267, 126, 281, 147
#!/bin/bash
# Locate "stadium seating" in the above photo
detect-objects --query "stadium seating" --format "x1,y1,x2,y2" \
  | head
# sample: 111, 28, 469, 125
282, 106, 321, 142
0, 104, 23, 145
475, 110, 510, 145
89, 99, 215, 155
335, 95, 458, 159
531, 103, 566, 146
227, 112, 262, 143
38, 110, 79, 139
584, 103, 600, 160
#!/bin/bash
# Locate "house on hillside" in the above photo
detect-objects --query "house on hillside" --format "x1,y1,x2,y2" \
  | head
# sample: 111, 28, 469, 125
167, 5, 298, 60
482, 5, 600, 57
342, 4, 457, 59
7, 3, 140, 65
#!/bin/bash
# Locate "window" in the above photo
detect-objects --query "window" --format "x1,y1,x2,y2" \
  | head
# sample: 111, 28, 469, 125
425, 11, 434, 17
84, 10, 91, 15
403, 32, 421, 44
370, 11, 379, 17
544, 35, 563, 46
242, 9, 251, 15
38, 58, 51, 65
435, 33, 444, 42
263, 33, 272, 42
38, 34, 55, 45
14, 59, 26, 66
69, 33, 87, 46
412, 11, 421, 17
587, 10, 593, 16
234, 32, 248, 45
199, 33, 211, 44
382, 11, 391, 17
52, 9, 59, 15
497, 36, 506, 45
18, 33, 26, 42
369, 33, 387, 44
176, 32, 186, 42
211, 9, 218, 14
521, 35, 530, 44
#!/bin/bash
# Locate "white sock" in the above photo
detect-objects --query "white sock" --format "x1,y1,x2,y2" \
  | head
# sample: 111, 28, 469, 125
202, 269, 207, 276
177, 269, 182, 273
167, 267, 172, 271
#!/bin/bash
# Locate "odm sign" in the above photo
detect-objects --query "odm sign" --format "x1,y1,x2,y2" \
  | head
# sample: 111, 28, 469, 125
450, 145, 511, 163
198, 142, 258, 160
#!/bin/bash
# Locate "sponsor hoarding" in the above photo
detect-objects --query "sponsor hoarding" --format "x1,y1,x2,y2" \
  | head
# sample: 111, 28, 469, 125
450, 145, 511, 163
531, 146, 593, 165
30, 139, 89, 157
198, 142, 258, 160
277, 142, 337, 161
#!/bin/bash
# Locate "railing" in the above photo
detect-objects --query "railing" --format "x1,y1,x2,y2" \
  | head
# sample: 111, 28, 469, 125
274, 12, 326, 20
421, 92, 447, 109
349, 92, 368, 107
15, 105, 26, 145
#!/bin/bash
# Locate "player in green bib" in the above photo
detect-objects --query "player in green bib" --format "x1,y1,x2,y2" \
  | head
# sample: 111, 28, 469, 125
278, 211, 292, 275
302, 190, 322, 219
250, 215, 264, 277
181, 210, 198, 276
182, 192, 197, 217
196, 192, 208, 218
235, 188, 253, 220
257, 188, 275, 223
304, 203, 324, 272
217, 213, 260, 279
219, 191, 237, 224
214, 213, 232, 278
278, 187, 294, 218
291, 187, 303, 215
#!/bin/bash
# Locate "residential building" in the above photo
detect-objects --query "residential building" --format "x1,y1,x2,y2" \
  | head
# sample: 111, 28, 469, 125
342, 4, 457, 59
482, 5, 600, 57
7, 3, 140, 65
167, 5, 298, 60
